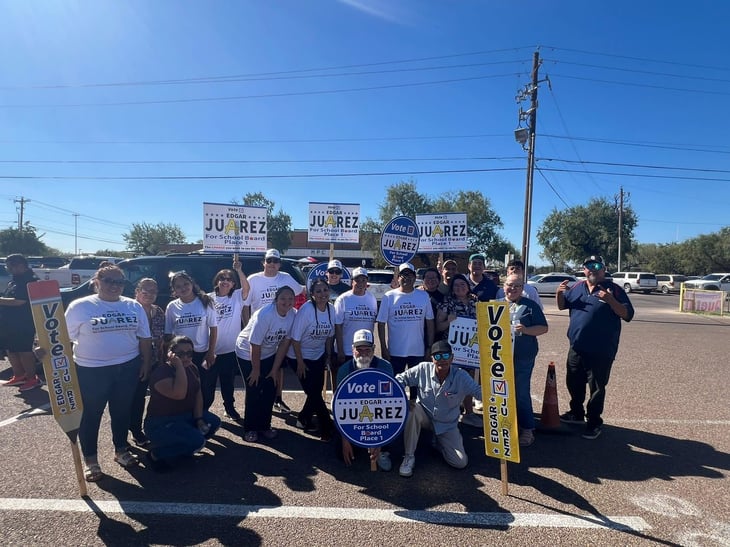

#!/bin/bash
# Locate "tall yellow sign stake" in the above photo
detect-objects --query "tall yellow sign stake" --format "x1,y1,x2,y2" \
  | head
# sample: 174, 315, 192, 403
476, 302, 520, 496
28, 281, 86, 497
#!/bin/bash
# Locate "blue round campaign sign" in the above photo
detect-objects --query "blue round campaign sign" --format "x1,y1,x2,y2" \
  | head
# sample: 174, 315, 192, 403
333, 368, 409, 448
380, 215, 420, 266
306, 262, 351, 290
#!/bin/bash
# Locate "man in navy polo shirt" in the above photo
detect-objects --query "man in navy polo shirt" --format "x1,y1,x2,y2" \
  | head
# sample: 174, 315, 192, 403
556, 255, 634, 439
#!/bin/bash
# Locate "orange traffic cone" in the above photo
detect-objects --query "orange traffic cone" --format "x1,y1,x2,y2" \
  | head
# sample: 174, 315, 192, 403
540, 361, 561, 428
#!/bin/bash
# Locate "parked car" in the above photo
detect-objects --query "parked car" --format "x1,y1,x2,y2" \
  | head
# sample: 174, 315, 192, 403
683, 273, 730, 291
0, 264, 11, 291
655, 274, 688, 294
365, 268, 397, 302
60, 253, 307, 309
527, 273, 577, 296
611, 271, 658, 294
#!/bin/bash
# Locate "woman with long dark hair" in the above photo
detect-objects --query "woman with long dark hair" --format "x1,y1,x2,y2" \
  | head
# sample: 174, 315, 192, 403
286, 277, 335, 441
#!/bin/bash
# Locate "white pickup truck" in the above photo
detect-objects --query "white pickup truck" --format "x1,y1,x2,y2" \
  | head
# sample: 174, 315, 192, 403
683, 273, 730, 291
34, 256, 123, 288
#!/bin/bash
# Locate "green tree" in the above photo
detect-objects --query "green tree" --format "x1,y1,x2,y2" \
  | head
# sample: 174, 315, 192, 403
122, 222, 187, 255
239, 192, 292, 252
0, 224, 53, 256
362, 181, 510, 267
536, 197, 638, 271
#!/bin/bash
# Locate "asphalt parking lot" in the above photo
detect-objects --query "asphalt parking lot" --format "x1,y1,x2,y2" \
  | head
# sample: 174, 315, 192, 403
1, 293, 729, 546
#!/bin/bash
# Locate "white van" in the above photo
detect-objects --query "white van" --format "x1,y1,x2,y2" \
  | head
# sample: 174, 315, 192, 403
611, 271, 658, 294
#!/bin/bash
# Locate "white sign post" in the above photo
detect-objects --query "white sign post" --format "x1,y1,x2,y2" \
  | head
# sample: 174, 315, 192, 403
203, 202, 268, 253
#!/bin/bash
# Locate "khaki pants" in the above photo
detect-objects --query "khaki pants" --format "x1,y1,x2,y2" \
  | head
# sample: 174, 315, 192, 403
404, 402, 468, 469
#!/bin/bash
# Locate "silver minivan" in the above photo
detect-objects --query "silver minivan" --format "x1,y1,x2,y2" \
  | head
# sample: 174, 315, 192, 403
611, 271, 658, 294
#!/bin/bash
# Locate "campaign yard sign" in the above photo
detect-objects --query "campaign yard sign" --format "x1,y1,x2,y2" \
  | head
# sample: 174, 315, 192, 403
476, 301, 520, 464
308, 202, 360, 243
203, 202, 267, 253
27, 281, 83, 440
333, 368, 408, 448
416, 212, 468, 252
380, 216, 419, 266
447, 316, 480, 368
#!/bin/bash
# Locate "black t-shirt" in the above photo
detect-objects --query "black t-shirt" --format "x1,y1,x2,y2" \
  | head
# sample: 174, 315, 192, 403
2, 269, 38, 327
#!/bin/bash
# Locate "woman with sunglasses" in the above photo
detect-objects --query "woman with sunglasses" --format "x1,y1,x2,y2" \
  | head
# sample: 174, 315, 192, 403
144, 335, 221, 469
235, 286, 297, 442
207, 261, 250, 422
165, 271, 218, 411
285, 277, 335, 441
65, 265, 152, 482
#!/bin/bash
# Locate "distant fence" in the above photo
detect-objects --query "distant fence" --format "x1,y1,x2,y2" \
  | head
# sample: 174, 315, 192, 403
679, 287, 730, 316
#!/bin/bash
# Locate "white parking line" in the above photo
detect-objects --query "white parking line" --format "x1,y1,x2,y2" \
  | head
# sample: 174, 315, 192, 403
0, 498, 650, 530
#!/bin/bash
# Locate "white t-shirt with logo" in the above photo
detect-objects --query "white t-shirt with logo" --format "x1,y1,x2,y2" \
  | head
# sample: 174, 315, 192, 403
65, 295, 151, 368
209, 288, 244, 354
334, 290, 378, 357
235, 302, 296, 361
287, 300, 334, 360
376, 288, 434, 357
164, 298, 218, 352
244, 272, 304, 313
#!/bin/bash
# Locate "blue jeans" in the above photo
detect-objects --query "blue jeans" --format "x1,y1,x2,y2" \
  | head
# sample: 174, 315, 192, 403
514, 357, 536, 430
144, 410, 221, 461
76, 356, 141, 458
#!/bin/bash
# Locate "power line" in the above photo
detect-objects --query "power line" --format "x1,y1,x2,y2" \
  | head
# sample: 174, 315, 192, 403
551, 73, 730, 96
0, 73, 519, 108
545, 59, 730, 85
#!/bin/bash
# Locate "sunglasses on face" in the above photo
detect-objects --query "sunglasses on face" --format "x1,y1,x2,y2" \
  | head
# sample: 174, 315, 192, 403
585, 262, 604, 271
174, 350, 194, 358
505, 283, 523, 289
101, 278, 126, 286
265, 258, 280, 264
218, 277, 234, 282
327, 269, 342, 275
432, 352, 452, 361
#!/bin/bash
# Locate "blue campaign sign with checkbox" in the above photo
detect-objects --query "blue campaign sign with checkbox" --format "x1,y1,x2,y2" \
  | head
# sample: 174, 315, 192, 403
333, 368, 409, 448
379, 215, 420, 266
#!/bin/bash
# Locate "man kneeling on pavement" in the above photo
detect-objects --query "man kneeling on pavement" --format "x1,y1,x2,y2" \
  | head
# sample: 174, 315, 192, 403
395, 340, 482, 477
337, 329, 395, 471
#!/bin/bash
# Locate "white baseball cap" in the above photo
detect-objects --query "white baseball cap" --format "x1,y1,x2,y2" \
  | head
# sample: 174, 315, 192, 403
351, 267, 368, 278
327, 259, 343, 271
398, 262, 416, 273
352, 329, 374, 347
265, 249, 281, 259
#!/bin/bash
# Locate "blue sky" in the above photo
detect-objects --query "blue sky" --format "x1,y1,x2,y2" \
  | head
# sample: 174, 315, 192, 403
1, 1, 728, 266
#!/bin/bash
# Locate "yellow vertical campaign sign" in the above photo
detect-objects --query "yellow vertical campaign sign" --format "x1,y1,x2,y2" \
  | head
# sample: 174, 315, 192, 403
28, 280, 87, 496
477, 302, 520, 471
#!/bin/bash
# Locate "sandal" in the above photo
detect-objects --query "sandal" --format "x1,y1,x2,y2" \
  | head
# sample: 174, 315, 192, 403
114, 450, 140, 468
244, 431, 258, 442
84, 463, 104, 482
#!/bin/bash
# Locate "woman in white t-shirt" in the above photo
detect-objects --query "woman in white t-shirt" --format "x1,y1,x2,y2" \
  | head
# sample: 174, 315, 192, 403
165, 271, 218, 410
65, 265, 152, 482
235, 286, 296, 442
207, 262, 249, 422
286, 278, 335, 441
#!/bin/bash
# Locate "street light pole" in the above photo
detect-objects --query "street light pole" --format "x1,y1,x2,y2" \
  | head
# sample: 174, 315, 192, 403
73, 213, 79, 256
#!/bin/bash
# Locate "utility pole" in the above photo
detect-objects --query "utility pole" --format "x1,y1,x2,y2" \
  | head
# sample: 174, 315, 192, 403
617, 187, 624, 272
73, 213, 80, 255
515, 51, 542, 277
14, 196, 30, 231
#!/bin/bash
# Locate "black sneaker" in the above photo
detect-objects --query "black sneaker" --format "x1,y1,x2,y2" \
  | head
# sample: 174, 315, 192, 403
559, 411, 585, 424
274, 398, 291, 414
582, 425, 602, 439
132, 433, 151, 448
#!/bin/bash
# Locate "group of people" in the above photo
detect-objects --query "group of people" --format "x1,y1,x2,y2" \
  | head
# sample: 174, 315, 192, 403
1, 249, 633, 482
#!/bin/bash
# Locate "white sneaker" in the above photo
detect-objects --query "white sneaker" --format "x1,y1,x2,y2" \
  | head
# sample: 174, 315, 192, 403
399, 454, 415, 477
377, 451, 392, 472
